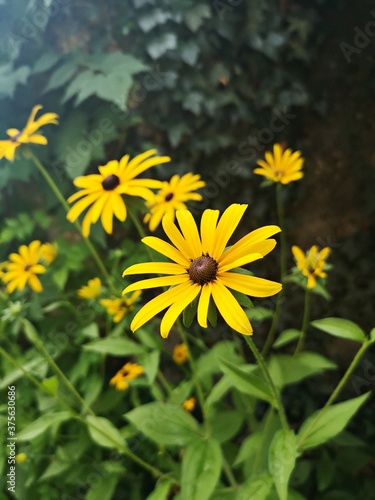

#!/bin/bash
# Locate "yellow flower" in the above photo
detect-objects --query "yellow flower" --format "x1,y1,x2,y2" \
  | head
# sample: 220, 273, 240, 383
1, 240, 47, 293
292, 245, 331, 289
0, 105, 58, 161
77, 277, 102, 299
109, 362, 144, 391
173, 343, 189, 364
67, 149, 170, 237
100, 290, 141, 323
254, 144, 304, 184
183, 397, 196, 412
122, 204, 282, 338
144, 173, 205, 231
40, 242, 58, 265
0, 261, 8, 280
15, 453, 27, 464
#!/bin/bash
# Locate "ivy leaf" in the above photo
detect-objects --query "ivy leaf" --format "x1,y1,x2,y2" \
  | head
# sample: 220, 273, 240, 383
147, 33, 177, 60
0, 63, 30, 97
184, 5, 211, 32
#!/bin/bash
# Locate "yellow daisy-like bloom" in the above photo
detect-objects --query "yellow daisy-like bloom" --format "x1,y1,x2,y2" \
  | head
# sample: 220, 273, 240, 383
1, 241, 47, 293
77, 277, 102, 299
109, 362, 144, 391
254, 144, 304, 184
0, 105, 59, 161
40, 242, 58, 265
67, 149, 171, 237
0, 261, 8, 280
122, 204, 282, 338
183, 397, 196, 412
100, 290, 141, 323
292, 245, 331, 289
144, 173, 205, 231
173, 343, 189, 364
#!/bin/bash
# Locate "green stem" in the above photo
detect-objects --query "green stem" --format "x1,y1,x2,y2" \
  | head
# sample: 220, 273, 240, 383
128, 209, 157, 264
157, 370, 172, 396
294, 289, 311, 355
222, 457, 238, 488
244, 336, 289, 432
297, 340, 372, 449
261, 184, 287, 357
28, 150, 113, 286
176, 319, 207, 420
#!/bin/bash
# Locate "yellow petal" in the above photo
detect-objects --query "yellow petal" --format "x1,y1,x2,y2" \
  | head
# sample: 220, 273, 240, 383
218, 272, 282, 297
142, 236, 190, 266
67, 192, 101, 222
175, 210, 202, 257
28, 274, 43, 292
122, 262, 185, 277
197, 282, 212, 328
162, 215, 196, 260
160, 284, 200, 338
219, 252, 263, 273
27, 134, 48, 145
200, 209, 219, 255
101, 200, 115, 234
211, 281, 252, 335
212, 204, 248, 260
123, 274, 188, 294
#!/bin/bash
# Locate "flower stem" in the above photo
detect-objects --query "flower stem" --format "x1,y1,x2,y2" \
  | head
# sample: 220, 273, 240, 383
262, 183, 287, 357
176, 319, 207, 420
294, 289, 311, 355
297, 340, 372, 450
244, 336, 289, 432
27, 150, 112, 285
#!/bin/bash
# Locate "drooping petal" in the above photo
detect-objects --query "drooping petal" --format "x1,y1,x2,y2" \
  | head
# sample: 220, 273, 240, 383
211, 281, 253, 335
197, 282, 212, 328
160, 284, 200, 338
123, 274, 188, 294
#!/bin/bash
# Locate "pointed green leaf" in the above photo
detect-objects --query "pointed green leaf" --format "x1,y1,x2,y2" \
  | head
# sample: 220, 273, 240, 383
370, 327, 375, 342
219, 358, 276, 406
207, 297, 217, 327
183, 296, 198, 328
16, 411, 72, 441
269, 429, 298, 500
86, 415, 126, 451
311, 318, 367, 344
180, 437, 222, 500
86, 474, 119, 500
297, 392, 371, 451
236, 473, 273, 500
125, 402, 201, 446
83, 337, 145, 356
146, 478, 174, 500
273, 329, 301, 349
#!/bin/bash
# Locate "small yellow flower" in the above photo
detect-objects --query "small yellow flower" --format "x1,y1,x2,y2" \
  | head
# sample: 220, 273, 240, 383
15, 453, 27, 464
144, 173, 205, 231
77, 277, 102, 299
0, 105, 58, 161
254, 144, 304, 184
109, 362, 144, 391
292, 245, 331, 289
183, 397, 196, 412
122, 204, 282, 338
40, 242, 58, 265
173, 343, 189, 364
0, 261, 8, 280
100, 290, 141, 323
67, 149, 171, 237
1, 241, 47, 293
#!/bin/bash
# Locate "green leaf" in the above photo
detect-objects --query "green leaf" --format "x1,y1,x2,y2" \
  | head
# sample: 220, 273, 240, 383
16, 411, 72, 441
246, 307, 273, 322
268, 429, 298, 500
86, 415, 125, 451
147, 33, 177, 59
297, 392, 371, 451
125, 402, 201, 446
180, 437, 222, 500
236, 473, 273, 500
41, 376, 59, 396
86, 474, 119, 500
230, 289, 253, 309
219, 358, 276, 406
311, 318, 367, 344
183, 296, 198, 328
83, 337, 145, 356
370, 327, 375, 342
139, 350, 160, 384
0, 63, 30, 97
146, 478, 174, 500
208, 409, 243, 443
184, 5, 211, 32
207, 297, 217, 327
268, 352, 336, 388
273, 329, 301, 349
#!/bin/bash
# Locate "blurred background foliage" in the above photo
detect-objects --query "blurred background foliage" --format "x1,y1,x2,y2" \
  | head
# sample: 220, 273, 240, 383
0, 0, 374, 498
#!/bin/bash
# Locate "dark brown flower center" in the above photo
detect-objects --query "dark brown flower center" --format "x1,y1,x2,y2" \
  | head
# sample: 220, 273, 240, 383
165, 192, 174, 202
188, 254, 218, 285
10, 131, 22, 143
102, 174, 120, 191
24, 264, 32, 271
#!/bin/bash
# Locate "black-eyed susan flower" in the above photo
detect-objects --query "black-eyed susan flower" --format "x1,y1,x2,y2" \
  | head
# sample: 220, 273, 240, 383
67, 149, 170, 237
109, 362, 144, 391
77, 277, 102, 299
1, 241, 47, 293
183, 397, 196, 412
173, 343, 189, 364
143, 173, 205, 231
292, 245, 331, 289
254, 144, 304, 185
40, 242, 58, 265
100, 290, 141, 323
0, 105, 59, 161
122, 204, 282, 338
